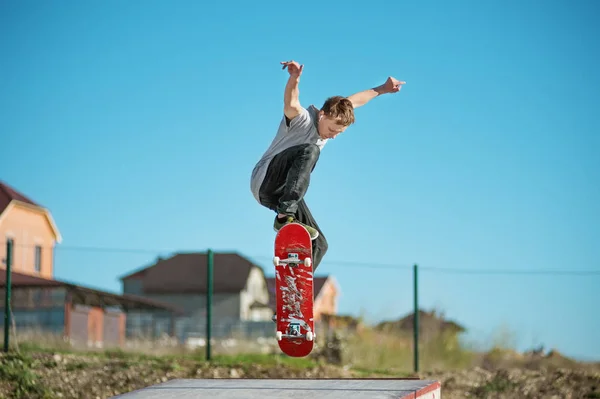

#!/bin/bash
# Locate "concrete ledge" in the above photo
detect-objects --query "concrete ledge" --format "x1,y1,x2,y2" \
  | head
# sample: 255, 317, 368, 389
112, 378, 442, 398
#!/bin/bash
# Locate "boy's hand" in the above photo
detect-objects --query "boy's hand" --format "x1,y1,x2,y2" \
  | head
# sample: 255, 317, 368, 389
281, 60, 304, 77
382, 76, 406, 93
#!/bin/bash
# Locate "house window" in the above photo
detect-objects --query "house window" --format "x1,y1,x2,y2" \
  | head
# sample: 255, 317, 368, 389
34, 245, 42, 273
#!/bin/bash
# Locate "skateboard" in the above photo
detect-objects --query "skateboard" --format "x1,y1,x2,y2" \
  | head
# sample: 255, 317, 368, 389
273, 222, 315, 357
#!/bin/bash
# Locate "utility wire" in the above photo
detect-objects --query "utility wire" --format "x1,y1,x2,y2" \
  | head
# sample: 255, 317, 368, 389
6, 242, 600, 276
417, 266, 600, 276
249, 255, 414, 270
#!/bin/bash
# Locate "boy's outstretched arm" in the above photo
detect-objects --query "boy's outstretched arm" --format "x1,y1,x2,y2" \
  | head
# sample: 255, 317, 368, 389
281, 60, 304, 120
348, 76, 406, 108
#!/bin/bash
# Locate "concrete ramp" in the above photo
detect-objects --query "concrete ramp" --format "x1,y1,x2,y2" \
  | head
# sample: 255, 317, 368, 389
112, 378, 441, 398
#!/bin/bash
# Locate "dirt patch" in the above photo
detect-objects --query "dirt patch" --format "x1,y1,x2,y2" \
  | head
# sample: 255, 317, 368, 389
1, 351, 599, 399
0, 351, 355, 398
421, 367, 600, 399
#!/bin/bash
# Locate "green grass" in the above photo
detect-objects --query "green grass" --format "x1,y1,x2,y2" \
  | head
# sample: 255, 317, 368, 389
0, 352, 55, 399
471, 374, 517, 396
10, 322, 599, 378
209, 353, 317, 368
350, 366, 415, 378
16, 340, 319, 371
1, 341, 325, 398
11, 328, 481, 377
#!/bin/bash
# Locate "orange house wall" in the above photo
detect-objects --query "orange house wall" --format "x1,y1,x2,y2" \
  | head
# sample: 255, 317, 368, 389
0, 203, 57, 279
314, 281, 338, 321
88, 307, 104, 345
119, 313, 126, 347
63, 302, 126, 348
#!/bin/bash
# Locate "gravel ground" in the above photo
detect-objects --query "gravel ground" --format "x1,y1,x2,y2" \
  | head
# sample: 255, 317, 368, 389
1, 350, 599, 399
420, 367, 600, 398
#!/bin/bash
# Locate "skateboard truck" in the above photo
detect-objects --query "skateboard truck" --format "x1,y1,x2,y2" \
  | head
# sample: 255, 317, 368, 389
273, 253, 312, 267
276, 322, 314, 342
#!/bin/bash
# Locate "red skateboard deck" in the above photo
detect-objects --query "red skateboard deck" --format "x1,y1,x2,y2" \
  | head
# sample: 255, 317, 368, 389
273, 222, 315, 357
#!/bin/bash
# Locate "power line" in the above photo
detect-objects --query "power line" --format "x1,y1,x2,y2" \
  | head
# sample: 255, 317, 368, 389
419, 266, 600, 276
7, 243, 600, 276
247, 256, 600, 275
249, 255, 414, 270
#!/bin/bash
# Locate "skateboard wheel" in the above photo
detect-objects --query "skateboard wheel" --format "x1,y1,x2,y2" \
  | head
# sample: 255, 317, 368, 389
273, 256, 280, 266
306, 331, 313, 341
276, 331, 282, 341
304, 257, 312, 267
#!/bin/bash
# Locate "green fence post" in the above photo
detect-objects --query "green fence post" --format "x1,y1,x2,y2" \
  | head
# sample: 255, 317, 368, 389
4, 239, 13, 352
413, 263, 419, 373
206, 249, 213, 361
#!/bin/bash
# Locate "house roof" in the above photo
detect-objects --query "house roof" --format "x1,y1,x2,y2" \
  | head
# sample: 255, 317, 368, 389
0, 270, 62, 288
0, 270, 183, 314
265, 276, 331, 312
0, 181, 39, 212
120, 252, 263, 294
0, 181, 62, 243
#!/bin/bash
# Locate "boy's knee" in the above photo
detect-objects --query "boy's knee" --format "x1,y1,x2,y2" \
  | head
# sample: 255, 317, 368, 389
302, 144, 320, 162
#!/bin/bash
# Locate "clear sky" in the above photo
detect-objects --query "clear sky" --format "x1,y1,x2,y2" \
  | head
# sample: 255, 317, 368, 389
1, 0, 599, 361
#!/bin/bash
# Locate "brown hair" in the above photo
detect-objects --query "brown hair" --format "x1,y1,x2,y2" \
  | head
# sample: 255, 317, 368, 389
321, 96, 355, 126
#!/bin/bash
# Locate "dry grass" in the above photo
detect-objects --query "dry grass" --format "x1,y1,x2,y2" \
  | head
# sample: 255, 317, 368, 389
5, 328, 275, 362
340, 327, 475, 375
333, 321, 600, 375
6, 323, 599, 377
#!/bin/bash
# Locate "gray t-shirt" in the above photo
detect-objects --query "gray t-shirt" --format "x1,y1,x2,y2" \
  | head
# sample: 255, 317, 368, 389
250, 105, 328, 203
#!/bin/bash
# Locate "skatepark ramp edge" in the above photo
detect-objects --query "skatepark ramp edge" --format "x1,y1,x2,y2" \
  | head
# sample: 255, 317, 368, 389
111, 378, 442, 398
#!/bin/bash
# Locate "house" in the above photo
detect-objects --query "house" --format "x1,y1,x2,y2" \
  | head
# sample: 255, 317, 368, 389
0, 180, 181, 348
265, 275, 339, 322
120, 252, 274, 340
0, 180, 62, 279
0, 270, 181, 347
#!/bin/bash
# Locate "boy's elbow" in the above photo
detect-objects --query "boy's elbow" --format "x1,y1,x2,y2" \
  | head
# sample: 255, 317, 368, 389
284, 103, 303, 120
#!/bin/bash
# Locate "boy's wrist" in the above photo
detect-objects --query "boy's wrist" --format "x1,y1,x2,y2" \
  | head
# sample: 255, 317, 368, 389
373, 84, 389, 95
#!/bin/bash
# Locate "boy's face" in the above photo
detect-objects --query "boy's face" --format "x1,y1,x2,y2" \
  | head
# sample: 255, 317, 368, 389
317, 111, 349, 139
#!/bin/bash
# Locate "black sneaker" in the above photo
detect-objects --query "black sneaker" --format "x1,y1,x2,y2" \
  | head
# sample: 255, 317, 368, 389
273, 215, 319, 240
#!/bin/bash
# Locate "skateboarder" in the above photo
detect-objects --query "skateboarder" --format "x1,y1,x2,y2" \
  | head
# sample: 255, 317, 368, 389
250, 60, 405, 271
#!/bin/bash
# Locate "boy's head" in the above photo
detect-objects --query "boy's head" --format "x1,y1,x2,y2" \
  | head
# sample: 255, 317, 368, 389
317, 96, 355, 139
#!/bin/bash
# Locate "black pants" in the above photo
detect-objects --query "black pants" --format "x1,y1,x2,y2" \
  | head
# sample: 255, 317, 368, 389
258, 143, 328, 271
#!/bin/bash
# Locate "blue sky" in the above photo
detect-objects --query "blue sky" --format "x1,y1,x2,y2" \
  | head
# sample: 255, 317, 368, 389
1, 0, 599, 361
